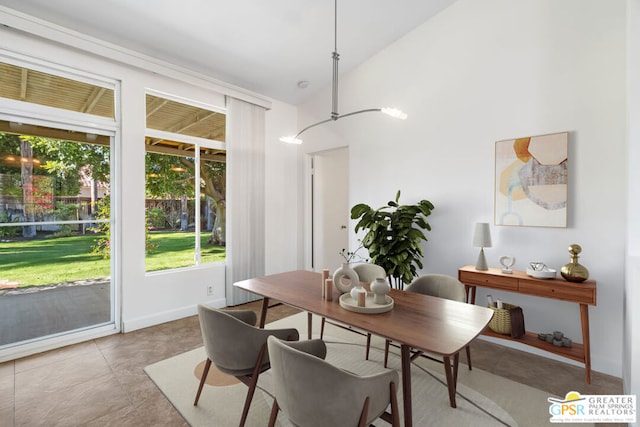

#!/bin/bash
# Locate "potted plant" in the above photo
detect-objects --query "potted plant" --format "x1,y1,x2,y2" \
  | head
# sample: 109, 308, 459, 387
351, 190, 434, 289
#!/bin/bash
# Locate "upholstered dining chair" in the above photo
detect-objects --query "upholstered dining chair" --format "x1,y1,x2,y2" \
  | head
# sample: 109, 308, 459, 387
194, 304, 300, 427
382, 274, 473, 370
266, 336, 400, 427
320, 263, 387, 359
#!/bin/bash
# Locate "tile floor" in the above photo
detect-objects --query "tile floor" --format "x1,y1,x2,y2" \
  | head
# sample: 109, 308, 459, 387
0, 302, 622, 426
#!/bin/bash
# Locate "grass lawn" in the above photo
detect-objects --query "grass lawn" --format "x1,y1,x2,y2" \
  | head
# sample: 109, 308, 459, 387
0, 231, 225, 287
145, 231, 226, 272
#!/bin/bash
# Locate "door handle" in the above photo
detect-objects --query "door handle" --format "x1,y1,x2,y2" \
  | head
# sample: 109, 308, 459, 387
340, 225, 347, 229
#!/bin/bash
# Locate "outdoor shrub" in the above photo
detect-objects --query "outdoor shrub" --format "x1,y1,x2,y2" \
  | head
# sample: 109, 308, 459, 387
89, 197, 111, 259
54, 202, 78, 221
147, 207, 166, 229
52, 202, 78, 237
90, 196, 157, 259
0, 211, 20, 239
145, 217, 159, 254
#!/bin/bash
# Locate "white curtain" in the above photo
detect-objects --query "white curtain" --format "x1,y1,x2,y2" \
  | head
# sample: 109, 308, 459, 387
225, 97, 266, 306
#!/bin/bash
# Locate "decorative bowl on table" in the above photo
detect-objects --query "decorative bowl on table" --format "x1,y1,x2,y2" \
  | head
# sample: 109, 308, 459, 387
526, 267, 557, 279
339, 293, 394, 314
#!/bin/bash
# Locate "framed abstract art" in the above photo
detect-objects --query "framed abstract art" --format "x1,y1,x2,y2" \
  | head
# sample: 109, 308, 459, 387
494, 131, 568, 227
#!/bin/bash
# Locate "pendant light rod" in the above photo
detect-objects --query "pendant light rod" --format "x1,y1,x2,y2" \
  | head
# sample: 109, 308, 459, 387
331, 0, 339, 119
280, 0, 407, 144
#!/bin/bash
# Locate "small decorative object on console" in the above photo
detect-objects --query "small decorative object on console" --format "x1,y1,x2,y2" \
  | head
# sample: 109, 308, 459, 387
538, 331, 572, 348
499, 256, 515, 274
560, 244, 589, 282
526, 262, 557, 279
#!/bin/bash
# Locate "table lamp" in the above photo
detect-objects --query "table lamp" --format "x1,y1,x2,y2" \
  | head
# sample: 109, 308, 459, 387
473, 222, 492, 271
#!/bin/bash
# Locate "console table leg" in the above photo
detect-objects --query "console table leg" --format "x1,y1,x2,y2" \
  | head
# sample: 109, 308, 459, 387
464, 285, 477, 304
580, 303, 592, 384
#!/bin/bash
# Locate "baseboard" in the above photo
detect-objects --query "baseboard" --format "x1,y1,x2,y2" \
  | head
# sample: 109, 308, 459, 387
0, 324, 118, 363
122, 297, 227, 332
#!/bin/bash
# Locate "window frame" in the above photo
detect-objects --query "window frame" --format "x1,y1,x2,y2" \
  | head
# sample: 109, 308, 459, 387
144, 90, 226, 274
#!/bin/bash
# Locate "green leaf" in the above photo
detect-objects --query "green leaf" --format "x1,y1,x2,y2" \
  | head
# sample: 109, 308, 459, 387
351, 203, 371, 219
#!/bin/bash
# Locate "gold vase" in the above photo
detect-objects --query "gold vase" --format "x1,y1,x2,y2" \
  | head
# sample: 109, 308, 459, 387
560, 244, 589, 282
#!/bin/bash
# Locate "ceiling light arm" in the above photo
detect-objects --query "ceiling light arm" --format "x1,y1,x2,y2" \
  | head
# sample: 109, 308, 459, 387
292, 117, 336, 140
291, 108, 383, 140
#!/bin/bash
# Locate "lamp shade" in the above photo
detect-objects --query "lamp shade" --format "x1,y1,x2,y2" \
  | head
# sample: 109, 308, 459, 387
473, 222, 492, 248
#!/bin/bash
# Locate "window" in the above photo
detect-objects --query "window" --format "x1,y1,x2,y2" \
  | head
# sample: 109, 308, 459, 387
0, 61, 114, 118
144, 93, 226, 272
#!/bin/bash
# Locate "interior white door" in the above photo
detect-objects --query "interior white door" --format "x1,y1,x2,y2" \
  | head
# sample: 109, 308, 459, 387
312, 147, 349, 272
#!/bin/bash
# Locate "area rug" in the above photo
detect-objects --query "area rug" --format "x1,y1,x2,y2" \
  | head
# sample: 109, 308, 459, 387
145, 312, 558, 426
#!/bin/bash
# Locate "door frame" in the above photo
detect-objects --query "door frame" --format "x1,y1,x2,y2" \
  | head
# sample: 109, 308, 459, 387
305, 146, 349, 272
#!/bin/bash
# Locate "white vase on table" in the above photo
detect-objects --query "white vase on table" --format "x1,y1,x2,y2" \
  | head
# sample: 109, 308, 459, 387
333, 263, 360, 294
371, 277, 390, 304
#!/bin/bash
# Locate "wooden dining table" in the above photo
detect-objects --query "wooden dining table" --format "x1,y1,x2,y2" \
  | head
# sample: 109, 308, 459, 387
234, 270, 493, 427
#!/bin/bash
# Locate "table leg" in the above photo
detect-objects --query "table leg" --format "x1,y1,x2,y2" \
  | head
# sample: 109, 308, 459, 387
453, 352, 460, 387
307, 312, 313, 339
258, 297, 270, 328
443, 353, 459, 408
580, 303, 592, 384
400, 344, 413, 427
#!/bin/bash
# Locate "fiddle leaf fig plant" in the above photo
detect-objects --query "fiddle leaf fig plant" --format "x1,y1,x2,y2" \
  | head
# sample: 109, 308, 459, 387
351, 190, 434, 289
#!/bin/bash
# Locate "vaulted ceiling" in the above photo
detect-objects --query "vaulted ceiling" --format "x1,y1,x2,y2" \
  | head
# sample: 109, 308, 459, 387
0, 0, 457, 105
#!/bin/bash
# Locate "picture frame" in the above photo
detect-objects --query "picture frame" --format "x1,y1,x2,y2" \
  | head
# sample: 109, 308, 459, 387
494, 131, 568, 227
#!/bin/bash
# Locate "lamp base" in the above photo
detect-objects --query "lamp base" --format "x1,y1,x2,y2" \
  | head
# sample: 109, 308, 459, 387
475, 248, 489, 271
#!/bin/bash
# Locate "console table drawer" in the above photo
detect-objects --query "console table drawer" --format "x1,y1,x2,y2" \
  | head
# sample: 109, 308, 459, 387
518, 279, 596, 304
458, 270, 518, 291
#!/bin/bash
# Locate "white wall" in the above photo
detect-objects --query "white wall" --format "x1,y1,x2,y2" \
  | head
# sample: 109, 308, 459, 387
625, 0, 640, 403
265, 100, 301, 274
297, 0, 627, 377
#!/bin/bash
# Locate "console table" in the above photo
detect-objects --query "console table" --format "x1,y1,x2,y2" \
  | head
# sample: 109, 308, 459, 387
458, 265, 597, 383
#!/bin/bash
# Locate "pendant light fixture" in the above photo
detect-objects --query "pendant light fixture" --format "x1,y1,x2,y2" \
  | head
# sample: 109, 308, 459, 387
280, 0, 407, 144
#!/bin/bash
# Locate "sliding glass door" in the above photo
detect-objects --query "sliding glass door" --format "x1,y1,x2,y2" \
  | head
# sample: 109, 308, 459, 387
0, 123, 114, 347
0, 57, 118, 352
